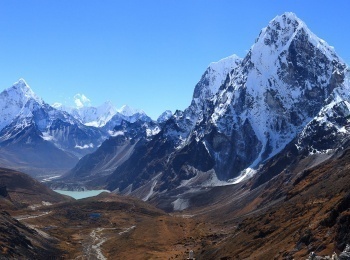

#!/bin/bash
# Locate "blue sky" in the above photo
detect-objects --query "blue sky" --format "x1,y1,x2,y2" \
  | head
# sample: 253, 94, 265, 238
0, 1, 349, 119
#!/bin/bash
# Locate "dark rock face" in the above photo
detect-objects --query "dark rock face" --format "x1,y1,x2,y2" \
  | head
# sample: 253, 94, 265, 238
296, 100, 350, 154
0, 186, 8, 198
339, 244, 350, 260
106, 133, 173, 192
201, 120, 263, 180
281, 27, 346, 121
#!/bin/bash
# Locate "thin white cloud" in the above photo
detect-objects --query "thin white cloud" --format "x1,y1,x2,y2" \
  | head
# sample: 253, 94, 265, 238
74, 93, 91, 108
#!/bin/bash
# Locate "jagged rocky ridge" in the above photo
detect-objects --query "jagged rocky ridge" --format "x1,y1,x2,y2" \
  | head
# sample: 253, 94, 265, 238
83, 12, 350, 201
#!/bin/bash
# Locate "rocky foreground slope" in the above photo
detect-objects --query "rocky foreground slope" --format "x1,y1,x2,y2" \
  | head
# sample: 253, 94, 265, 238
2, 146, 350, 259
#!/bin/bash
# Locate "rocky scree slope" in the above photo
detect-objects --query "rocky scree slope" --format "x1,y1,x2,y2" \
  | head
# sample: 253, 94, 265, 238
55, 119, 161, 190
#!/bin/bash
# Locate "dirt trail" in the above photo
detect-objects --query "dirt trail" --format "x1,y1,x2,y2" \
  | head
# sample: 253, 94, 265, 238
15, 211, 51, 220
79, 227, 125, 260
118, 225, 135, 235
87, 228, 107, 260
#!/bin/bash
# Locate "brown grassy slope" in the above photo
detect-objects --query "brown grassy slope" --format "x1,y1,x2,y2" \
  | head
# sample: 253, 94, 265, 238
0, 210, 62, 259
20, 192, 214, 259
2, 147, 350, 259
0, 167, 72, 210
187, 149, 350, 259
0, 168, 74, 259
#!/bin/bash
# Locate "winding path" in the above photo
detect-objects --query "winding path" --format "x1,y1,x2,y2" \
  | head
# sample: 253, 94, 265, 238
15, 211, 51, 221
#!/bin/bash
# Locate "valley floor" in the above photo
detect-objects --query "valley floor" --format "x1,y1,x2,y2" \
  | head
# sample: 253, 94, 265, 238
4, 193, 216, 259
2, 148, 350, 259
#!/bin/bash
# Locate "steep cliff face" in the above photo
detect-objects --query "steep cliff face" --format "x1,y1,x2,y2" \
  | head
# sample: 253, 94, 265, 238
169, 55, 242, 147
195, 12, 347, 182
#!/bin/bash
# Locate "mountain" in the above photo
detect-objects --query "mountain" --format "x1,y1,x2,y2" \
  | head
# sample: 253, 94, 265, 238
53, 101, 118, 127
53, 119, 161, 190
0, 79, 106, 177
88, 12, 349, 203
192, 12, 348, 182
0, 167, 71, 210
0, 79, 41, 131
0, 78, 156, 178
157, 110, 172, 124
102, 105, 152, 132
55, 102, 151, 130
117, 104, 144, 117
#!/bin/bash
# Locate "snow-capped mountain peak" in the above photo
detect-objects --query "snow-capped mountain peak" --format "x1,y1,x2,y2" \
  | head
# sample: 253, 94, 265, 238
0, 79, 43, 131
157, 110, 172, 123
251, 12, 339, 68
5, 78, 41, 103
208, 12, 347, 182
192, 54, 242, 103
117, 105, 145, 117
76, 101, 118, 127
205, 54, 242, 96
54, 101, 118, 127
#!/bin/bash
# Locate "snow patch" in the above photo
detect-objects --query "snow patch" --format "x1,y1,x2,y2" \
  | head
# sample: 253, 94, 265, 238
142, 180, 157, 201
75, 143, 94, 149
41, 132, 54, 141
146, 126, 160, 137
231, 168, 257, 184
172, 198, 189, 211
41, 175, 61, 182
118, 226, 136, 235
117, 105, 145, 117
108, 130, 124, 137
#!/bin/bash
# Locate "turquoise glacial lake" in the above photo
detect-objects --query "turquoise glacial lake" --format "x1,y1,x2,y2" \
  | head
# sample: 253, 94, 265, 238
53, 189, 110, 200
